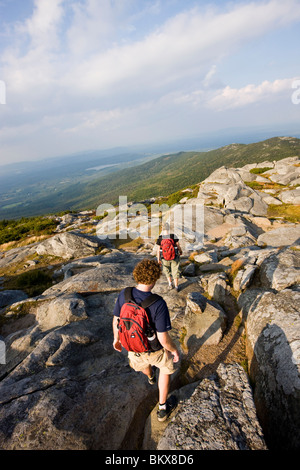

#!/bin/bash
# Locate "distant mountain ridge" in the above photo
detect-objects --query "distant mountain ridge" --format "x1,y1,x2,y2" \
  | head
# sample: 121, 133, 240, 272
82, 136, 300, 207
1, 136, 300, 220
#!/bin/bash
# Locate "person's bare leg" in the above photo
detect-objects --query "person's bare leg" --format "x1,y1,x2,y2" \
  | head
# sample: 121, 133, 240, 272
141, 365, 153, 379
158, 372, 170, 405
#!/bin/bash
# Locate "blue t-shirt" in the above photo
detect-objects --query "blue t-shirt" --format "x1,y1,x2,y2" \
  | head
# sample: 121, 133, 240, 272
113, 287, 171, 333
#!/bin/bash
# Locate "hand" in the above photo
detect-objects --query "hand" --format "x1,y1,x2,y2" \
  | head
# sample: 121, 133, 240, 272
113, 339, 122, 352
172, 349, 180, 363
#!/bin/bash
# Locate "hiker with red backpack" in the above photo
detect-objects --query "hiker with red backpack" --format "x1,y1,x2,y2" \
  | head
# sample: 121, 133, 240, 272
156, 223, 182, 292
112, 258, 180, 422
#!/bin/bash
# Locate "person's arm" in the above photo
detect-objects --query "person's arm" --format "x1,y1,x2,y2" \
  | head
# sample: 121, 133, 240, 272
112, 316, 122, 352
157, 331, 180, 362
176, 241, 182, 255
157, 245, 161, 264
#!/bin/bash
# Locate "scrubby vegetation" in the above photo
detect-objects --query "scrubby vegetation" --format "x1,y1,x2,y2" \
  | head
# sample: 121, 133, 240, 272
249, 167, 273, 174
267, 203, 300, 223
155, 185, 199, 207
13, 269, 53, 297
0, 216, 57, 245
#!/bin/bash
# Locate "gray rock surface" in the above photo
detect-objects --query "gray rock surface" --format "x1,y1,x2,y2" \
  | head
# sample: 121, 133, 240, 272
157, 363, 267, 450
184, 292, 226, 350
233, 264, 257, 292
0, 245, 37, 269
0, 290, 28, 308
0, 291, 156, 450
257, 225, 300, 247
42, 262, 136, 295
238, 288, 300, 450
35, 231, 101, 260
277, 188, 300, 204
198, 272, 229, 305
259, 247, 300, 291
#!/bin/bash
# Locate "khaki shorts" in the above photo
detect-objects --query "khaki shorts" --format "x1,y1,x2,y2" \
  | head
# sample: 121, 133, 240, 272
162, 257, 180, 279
128, 348, 176, 375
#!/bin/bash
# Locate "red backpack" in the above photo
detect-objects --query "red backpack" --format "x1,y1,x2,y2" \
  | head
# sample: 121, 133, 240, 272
118, 287, 161, 353
160, 238, 176, 261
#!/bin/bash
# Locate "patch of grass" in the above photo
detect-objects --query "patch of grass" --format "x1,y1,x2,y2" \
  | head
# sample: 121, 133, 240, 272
0, 234, 51, 251
0, 252, 64, 279
111, 236, 144, 251
249, 167, 273, 174
245, 181, 266, 190
229, 258, 245, 277
160, 185, 199, 207
188, 251, 203, 261
4, 269, 54, 297
267, 204, 300, 223
245, 181, 285, 191
227, 258, 245, 286
5, 301, 33, 317
179, 326, 187, 349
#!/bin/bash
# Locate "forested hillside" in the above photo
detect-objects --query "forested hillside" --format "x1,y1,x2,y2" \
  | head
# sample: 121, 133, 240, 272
68, 136, 300, 207
1, 136, 299, 219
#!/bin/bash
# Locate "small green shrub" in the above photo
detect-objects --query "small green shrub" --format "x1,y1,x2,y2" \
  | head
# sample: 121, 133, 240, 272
14, 270, 53, 296
0, 216, 57, 244
249, 167, 272, 174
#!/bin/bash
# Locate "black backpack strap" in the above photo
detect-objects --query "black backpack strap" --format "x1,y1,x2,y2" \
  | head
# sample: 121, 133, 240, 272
140, 293, 161, 309
124, 287, 160, 309
124, 286, 134, 303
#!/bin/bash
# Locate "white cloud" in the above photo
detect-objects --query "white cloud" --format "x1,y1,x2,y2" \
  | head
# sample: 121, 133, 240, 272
61, 0, 300, 99
208, 78, 297, 110
1, 0, 300, 162
65, 0, 133, 56
18, 0, 64, 50
4, 0, 300, 100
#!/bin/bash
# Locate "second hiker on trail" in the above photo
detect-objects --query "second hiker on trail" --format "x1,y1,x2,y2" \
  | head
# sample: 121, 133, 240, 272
156, 223, 182, 292
112, 258, 180, 422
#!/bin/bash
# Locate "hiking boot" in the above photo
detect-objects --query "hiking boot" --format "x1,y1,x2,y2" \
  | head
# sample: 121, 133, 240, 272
157, 395, 178, 422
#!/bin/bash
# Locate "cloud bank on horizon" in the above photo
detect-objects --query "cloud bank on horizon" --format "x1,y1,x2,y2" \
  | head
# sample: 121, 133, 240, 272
0, 0, 299, 164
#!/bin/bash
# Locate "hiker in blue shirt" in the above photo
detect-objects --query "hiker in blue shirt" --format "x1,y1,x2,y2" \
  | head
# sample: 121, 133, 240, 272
112, 258, 179, 422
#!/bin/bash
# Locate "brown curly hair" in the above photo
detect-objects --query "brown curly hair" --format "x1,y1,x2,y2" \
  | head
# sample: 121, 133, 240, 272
133, 258, 161, 285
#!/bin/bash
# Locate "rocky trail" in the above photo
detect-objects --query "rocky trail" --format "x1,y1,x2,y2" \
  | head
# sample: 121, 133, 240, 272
0, 152, 300, 450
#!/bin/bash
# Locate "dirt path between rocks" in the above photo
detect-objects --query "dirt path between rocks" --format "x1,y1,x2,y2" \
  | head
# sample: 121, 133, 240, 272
134, 277, 248, 450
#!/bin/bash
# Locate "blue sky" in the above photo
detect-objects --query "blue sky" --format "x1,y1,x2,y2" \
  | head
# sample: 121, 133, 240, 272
0, 0, 300, 164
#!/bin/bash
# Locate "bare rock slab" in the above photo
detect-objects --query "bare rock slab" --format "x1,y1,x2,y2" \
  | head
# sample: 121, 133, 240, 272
184, 292, 226, 353
157, 363, 267, 450
43, 263, 135, 295
35, 232, 100, 260
257, 225, 300, 248
238, 288, 300, 450
0, 290, 28, 308
259, 247, 300, 291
